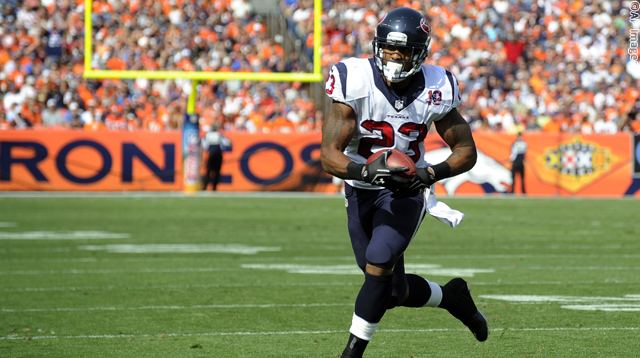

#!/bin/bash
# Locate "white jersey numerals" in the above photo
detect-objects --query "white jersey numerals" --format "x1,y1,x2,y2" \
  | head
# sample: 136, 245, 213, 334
357, 120, 428, 162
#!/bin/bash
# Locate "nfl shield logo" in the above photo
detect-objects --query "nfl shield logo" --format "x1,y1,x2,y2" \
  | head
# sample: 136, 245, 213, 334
394, 99, 404, 110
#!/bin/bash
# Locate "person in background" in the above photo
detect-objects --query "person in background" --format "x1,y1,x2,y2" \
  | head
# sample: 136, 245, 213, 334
621, 99, 640, 133
509, 132, 527, 194
202, 125, 231, 191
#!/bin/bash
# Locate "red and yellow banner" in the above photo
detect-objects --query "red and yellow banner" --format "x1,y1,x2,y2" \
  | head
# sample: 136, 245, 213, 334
1, 130, 638, 197
423, 132, 637, 197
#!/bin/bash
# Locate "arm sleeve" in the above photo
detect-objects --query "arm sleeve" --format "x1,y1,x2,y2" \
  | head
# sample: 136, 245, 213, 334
445, 69, 462, 111
325, 62, 349, 105
431, 68, 463, 122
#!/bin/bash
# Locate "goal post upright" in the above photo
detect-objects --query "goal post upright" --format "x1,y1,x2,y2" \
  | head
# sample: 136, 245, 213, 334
183, 81, 200, 193
82, 0, 323, 192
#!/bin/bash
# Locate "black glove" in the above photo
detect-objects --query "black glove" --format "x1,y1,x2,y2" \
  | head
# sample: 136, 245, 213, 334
362, 151, 411, 188
406, 162, 452, 192
406, 167, 436, 192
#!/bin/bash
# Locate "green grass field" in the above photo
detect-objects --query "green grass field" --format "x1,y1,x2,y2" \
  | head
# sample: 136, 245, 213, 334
1, 194, 639, 357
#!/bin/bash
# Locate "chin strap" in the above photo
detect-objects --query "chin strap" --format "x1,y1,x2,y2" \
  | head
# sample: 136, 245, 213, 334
379, 59, 420, 83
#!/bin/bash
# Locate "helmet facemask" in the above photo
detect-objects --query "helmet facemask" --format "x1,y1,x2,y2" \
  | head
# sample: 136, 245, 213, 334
373, 37, 430, 83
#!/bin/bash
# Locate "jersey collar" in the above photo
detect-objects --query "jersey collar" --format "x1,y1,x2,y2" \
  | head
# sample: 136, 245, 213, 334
368, 58, 425, 112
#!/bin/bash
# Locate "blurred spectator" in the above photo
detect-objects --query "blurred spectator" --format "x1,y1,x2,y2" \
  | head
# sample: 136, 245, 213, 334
41, 98, 65, 127
288, 0, 639, 134
0, 0, 315, 133
621, 99, 640, 133
0, 0, 638, 134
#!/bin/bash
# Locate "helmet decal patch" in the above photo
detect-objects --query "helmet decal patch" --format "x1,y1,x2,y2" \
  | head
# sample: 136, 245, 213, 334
377, 12, 387, 26
419, 18, 431, 35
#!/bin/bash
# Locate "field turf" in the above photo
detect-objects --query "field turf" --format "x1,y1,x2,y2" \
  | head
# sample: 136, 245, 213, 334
0, 194, 639, 357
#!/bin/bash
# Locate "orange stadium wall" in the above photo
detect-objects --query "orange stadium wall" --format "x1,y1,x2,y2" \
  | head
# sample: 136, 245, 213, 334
212, 132, 336, 193
0, 130, 182, 191
1, 130, 639, 197
425, 132, 640, 198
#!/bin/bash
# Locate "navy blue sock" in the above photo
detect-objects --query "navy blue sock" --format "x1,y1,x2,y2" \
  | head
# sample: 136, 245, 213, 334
354, 272, 393, 323
343, 272, 393, 358
400, 273, 433, 307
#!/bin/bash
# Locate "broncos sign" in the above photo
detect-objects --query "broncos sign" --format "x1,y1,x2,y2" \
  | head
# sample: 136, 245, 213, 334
0, 130, 637, 197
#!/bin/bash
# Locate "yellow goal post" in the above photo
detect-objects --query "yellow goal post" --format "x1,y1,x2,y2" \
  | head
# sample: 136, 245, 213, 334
83, 0, 323, 84
82, 0, 324, 192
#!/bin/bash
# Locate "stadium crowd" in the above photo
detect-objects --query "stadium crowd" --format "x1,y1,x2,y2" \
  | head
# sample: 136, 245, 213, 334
1, 0, 639, 133
0, 0, 319, 133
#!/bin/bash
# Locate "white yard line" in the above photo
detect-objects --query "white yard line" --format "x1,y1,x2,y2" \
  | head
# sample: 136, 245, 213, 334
0, 231, 130, 240
562, 304, 640, 312
481, 294, 640, 303
510, 266, 640, 271
78, 244, 280, 254
0, 267, 235, 276
1, 327, 639, 341
0, 256, 356, 263
481, 294, 640, 312
0, 248, 74, 254
1, 257, 101, 263
2, 279, 638, 293
411, 254, 640, 259
0, 263, 638, 275
1, 303, 351, 313
0, 282, 361, 292
240, 263, 494, 277
4, 253, 640, 261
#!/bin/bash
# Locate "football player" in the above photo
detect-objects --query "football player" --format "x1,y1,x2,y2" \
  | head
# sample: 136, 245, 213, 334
320, 7, 488, 357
